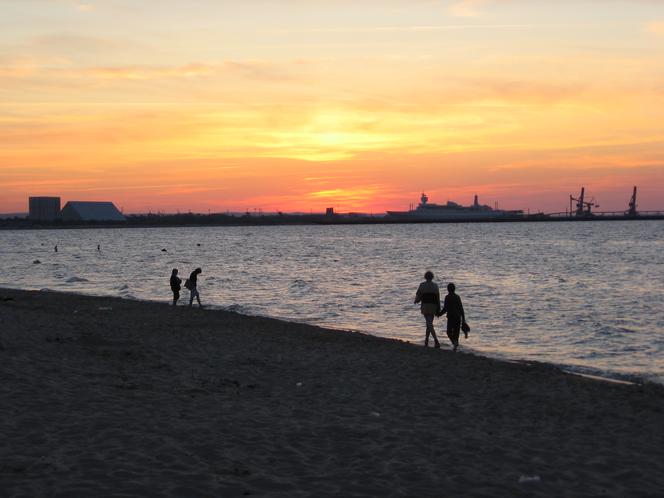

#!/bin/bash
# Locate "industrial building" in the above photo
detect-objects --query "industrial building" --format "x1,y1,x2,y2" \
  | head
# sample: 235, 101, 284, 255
29, 197, 61, 221
60, 201, 125, 222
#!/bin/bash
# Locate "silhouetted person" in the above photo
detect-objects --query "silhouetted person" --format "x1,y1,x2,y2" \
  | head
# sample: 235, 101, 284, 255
97, 244, 101, 251
187, 267, 203, 308
170, 268, 181, 306
437, 282, 466, 351
54, 245, 58, 253
414, 271, 441, 348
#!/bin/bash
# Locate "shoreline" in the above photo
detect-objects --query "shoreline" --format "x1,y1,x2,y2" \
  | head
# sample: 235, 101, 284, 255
1, 286, 655, 387
2, 216, 664, 231
2, 287, 664, 496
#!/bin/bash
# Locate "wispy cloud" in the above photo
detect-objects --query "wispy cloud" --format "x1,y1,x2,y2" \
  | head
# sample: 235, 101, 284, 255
0, 59, 311, 83
448, 0, 492, 17
306, 185, 387, 203
88, 63, 215, 80
298, 24, 534, 33
29, 33, 126, 52
645, 21, 664, 36
449, 0, 664, 18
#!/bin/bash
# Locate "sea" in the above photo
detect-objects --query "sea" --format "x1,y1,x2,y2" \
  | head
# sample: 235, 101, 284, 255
1, 221, 662, 384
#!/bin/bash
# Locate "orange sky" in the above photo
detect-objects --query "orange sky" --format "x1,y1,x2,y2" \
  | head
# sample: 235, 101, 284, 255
2, 0, 664, 213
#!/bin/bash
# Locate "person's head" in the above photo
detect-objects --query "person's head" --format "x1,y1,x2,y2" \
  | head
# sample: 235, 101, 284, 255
447, 282, 456, 293
172, 268, 178, 275
424, 271, 434, 281
195, 267, 202, 274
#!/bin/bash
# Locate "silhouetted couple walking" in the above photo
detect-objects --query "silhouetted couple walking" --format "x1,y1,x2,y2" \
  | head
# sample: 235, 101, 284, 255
414, 271, 467, 351
170, 267, 203, 308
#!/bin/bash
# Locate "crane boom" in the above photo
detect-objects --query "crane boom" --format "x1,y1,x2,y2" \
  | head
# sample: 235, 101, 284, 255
627, 186, 638, 217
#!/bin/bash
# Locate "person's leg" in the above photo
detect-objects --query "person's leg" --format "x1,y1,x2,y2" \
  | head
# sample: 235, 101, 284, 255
189, 289, 194, 307
447, 318, 461, 350
431, 326, 441, 348
426, 314, 441, 348
424, 314, 433, 346
446, 318, 456, 347
173, 290, 179, 306
196, 289, 202, 308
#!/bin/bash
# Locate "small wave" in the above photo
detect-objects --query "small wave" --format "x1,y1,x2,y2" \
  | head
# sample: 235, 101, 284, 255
560, 365, 641, 385
225, 304, 246, 313
118, 284, 129, 291
290, 279, 312, 290
65, 276, 89, 283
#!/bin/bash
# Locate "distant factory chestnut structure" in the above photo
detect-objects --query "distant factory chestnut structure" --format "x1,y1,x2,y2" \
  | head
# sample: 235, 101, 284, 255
28, 197, 125, 222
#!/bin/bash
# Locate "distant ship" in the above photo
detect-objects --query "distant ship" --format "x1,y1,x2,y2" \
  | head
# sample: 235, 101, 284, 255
386, 193, 524, 220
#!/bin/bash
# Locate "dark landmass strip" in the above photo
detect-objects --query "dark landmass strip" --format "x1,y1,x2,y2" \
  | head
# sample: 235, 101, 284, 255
2, 211, 664, 230
1, 288, 663, 496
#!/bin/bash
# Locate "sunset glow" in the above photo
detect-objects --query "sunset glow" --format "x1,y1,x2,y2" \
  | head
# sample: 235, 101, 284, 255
2, 0, 664, 213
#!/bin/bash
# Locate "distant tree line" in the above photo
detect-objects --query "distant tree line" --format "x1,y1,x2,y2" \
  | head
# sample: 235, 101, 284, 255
0, 211, 381, 229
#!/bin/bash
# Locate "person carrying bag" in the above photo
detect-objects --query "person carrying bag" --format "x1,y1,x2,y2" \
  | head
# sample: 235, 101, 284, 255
437, 282, 468, 351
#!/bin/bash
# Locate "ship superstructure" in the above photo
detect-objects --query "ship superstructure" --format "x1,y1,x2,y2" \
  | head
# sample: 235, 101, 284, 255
386, 193, 524, 220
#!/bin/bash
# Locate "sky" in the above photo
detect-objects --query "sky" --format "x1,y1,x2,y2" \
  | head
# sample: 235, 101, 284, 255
1, 0, 664, 214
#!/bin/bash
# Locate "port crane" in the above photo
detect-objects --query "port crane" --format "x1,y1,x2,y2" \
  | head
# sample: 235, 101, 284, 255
626, 186, 638, 217
569, 187, 598, 217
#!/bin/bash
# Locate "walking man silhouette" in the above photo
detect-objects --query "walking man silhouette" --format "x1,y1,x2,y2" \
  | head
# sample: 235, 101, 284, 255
437, 282, 466, 351
414, 271, 441, 348
187, 267, 203, 308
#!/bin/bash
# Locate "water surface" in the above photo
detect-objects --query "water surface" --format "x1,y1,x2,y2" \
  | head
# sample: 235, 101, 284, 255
1, 221, 662, 383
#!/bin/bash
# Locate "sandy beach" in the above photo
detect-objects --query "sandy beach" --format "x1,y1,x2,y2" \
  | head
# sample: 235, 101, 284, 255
1, 288, 663, 497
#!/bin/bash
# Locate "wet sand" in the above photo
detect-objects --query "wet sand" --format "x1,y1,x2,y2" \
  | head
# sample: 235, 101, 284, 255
1, 288, 663, 497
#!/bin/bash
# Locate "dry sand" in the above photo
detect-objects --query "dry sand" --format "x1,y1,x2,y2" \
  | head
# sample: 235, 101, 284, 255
1, 288, 663, 497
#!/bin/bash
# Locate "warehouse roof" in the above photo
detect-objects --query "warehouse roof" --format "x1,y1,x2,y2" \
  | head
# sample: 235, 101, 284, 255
60, 201, 125, 221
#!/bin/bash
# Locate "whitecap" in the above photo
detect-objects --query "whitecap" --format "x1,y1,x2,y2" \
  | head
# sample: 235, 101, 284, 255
65, 276, 89, 283
225, 304, 245, 313
290, 279, 311, 289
